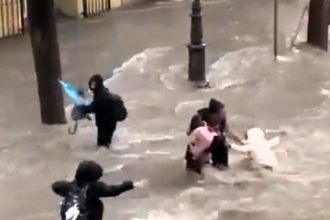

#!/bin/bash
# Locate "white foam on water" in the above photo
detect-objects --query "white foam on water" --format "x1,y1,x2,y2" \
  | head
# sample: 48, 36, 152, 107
238, 197, 254, 204
104, 164, 125, 173
169, 155, 182, 160
104, 47, 173, 87
174, 99, 205, 114
130, 207, 218, 220
130, 210, 180, 220
116, 154, 142, 159
320, 88, 330, 97
277, 55, 294, 62
145, 150, 171, 155
128, 133, 175, 144
293, 47, 301, 53
111, 127, 130, 151
159, 64, 186, 90
202, 166, 257, 185
178, 187, 207, 199
206, 47, 270, 90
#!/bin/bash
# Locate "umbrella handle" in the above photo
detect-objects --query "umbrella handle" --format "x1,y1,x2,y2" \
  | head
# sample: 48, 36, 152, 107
68, 122, 79, 135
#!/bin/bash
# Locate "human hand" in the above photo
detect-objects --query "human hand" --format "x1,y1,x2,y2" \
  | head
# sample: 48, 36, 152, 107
240, 139, 249, 145
134, 179, 149, 188
265, 129, 288, 136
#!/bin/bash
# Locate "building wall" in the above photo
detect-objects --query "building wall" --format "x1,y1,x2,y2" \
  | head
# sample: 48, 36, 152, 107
111, 0, 122, 9
0, 0, 145, 39
121, 0, 145, 7
0, 0, 25, 38
56, 0, 126, 18
57, 0, 84, 18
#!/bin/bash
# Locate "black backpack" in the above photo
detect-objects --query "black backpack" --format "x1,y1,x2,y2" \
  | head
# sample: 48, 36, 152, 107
112, 96, 128, 122
59, 182, 89, 220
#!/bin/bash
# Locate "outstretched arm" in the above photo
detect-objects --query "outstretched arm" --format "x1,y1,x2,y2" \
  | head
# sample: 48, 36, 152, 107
52, 181, 71, 197
93, 181, 134, 198
231, 143, 251, 154
268, 136, 280, 149
224, 125, 244, 145
80, 102, 95, 114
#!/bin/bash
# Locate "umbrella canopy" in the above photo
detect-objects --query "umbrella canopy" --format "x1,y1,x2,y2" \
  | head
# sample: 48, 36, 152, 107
59, 80, 91, 106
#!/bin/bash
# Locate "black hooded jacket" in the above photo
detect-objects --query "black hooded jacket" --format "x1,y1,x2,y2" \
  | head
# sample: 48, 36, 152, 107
197, 98, 225, 120
84, 75, 123, 128
188, 98, 226, 134
52, 161, 134, 208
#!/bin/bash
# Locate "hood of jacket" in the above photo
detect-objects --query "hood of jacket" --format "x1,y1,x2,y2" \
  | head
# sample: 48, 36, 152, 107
208, 98, 225, 113
74, 160, 103, 184
89, 74, 105, 93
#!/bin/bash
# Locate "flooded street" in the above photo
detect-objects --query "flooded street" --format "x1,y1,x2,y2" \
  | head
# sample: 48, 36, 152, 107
2, 0, 330, 219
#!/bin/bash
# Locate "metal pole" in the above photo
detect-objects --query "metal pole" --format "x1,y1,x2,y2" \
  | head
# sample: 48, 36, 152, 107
273, 0, 278, 59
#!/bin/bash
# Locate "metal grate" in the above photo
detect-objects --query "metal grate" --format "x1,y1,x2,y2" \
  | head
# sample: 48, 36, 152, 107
82, 0, 111, 18
0, 0, 25, 38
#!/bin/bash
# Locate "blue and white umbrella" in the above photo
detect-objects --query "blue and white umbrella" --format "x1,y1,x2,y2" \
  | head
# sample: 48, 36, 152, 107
58, 80, 91, 106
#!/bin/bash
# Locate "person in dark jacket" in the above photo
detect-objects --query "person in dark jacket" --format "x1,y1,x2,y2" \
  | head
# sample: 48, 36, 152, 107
83, 74, 127, 148
187, 98, 244, 170
52, 161, 146, 220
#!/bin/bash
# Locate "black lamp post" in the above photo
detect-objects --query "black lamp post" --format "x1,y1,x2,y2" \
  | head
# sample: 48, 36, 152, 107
188, 0, 209, 87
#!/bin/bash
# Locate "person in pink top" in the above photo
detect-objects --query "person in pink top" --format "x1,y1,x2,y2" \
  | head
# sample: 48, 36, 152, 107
187, 99, 244, 171
185, 114, 220, 174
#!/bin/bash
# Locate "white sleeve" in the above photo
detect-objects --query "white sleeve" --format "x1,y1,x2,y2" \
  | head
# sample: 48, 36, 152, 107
268, 136, 280, 149
231, 143, 251, 153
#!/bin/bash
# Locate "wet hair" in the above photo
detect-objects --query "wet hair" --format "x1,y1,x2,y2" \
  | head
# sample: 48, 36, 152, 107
205, 113, 220, 128
75, 160, 103, 184
208, 98, 225, 114
88, 74, 104, 91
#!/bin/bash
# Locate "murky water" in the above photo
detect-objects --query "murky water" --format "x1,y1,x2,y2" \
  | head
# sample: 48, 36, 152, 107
1, 0, 330, 219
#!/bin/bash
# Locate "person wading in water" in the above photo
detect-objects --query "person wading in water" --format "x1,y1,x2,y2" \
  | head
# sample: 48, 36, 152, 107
187, 98, 244, 171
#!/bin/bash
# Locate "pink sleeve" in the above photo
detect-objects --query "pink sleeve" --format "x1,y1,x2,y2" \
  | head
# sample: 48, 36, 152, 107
190, 128, 212, 157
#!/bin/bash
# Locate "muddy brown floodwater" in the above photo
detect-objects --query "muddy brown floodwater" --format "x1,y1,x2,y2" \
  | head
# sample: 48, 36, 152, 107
1, 0, 330, 219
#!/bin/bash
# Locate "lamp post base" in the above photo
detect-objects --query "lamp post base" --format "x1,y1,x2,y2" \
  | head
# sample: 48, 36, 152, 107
195, 80, 211, 89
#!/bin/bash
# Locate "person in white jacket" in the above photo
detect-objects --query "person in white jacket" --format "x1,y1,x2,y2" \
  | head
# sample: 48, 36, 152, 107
231, 127, 281, 171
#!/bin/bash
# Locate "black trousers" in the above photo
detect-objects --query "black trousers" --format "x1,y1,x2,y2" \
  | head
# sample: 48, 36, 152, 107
185, 145, 203, 174
97, 122, 117, 148
185, 136, 230, 174
210, 136, 229, 167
